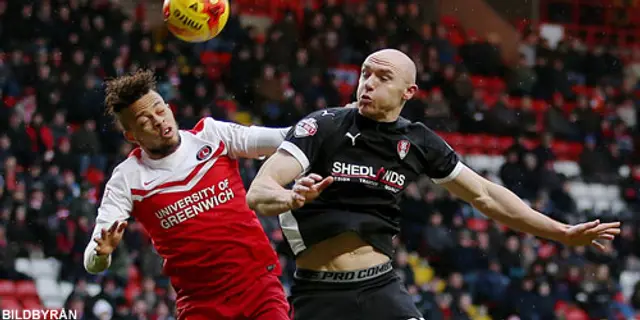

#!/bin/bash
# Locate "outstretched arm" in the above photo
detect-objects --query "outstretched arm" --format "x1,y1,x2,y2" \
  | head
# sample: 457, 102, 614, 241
246, 149, 333, 216
203, 118, 290, 159
419, 126, 620, 250
247, 109, 337, 215
440, 165, 620, 249
246, 150, 305, 216
84, 169, 132, 274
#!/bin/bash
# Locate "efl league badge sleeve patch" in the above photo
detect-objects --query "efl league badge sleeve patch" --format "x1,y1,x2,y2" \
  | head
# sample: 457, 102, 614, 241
294, 118, 318, 138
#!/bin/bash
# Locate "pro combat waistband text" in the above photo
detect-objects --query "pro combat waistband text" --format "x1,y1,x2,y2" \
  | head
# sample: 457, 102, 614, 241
294, 261, 393, 283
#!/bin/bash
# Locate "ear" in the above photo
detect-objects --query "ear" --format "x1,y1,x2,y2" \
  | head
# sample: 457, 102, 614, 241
403, 84, 418, 101
123, 131, 137, 144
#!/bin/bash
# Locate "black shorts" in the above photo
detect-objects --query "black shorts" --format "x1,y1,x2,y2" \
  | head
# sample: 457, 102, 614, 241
288, 261, 424, 320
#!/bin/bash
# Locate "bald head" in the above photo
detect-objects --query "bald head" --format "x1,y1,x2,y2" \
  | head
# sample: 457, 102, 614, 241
356, 48, 419, 122
364, 49, 417, 85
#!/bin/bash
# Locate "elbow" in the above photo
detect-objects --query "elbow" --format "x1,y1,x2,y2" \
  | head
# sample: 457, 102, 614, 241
470, 195, 495, 213
469, 182, 499, 216
83, 245, 107, 274
246, 190, 258, 212
245, 187, 263, 214
83, 248, 92, 273
83, 258, 99, 275
84, 256, 111, 275
469, 188, 515, 222
467, 178, 500, 216
85, 266, 100, 275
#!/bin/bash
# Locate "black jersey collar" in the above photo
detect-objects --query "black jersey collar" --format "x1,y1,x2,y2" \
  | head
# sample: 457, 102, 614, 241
355, 111, 403, 130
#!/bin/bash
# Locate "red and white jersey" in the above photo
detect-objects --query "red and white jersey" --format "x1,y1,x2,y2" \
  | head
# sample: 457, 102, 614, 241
84, 118, 289, 302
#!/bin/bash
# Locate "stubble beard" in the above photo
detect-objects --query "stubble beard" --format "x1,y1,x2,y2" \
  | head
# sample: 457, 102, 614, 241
148, 135, 181, 158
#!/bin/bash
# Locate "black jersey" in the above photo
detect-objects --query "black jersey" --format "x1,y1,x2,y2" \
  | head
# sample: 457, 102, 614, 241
278, 107, 462, 258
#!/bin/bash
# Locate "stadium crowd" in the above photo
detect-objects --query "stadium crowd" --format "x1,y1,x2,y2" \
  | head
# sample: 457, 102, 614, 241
1, 0, 640, 319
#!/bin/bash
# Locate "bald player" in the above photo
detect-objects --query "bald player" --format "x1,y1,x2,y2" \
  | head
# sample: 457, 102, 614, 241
246, 49, 620, 320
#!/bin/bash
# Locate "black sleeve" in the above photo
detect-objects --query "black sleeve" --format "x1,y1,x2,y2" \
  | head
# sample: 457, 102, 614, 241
421, 126, 462, 184
278, 111, 336, 173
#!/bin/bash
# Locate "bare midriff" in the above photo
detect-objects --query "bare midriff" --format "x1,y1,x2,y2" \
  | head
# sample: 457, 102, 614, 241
295, 232, 390, 271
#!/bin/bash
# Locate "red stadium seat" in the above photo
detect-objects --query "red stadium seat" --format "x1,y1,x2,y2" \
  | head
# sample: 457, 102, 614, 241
521, 138, 538, 150
497, 136, 514, 151
508, 97, 521, 107
465, 134, 485, 150
564, 305, 589, 320
15, 281, 38, 299
438, 132, 457, 150
485, 136, 501, 155
436, 131, 451, 142
3, 96, 16, 108
1, 297, 22, 311
483, 94, 498, 107
466, 147, 484, 155
555, 300, 569, 314
446, 133, 466, 149
200, 52, 232, 66
440, 15, 459, 28
128, 265, 140, 283
532, 99, 547, 112
201, 52, 233, 81
564, 102, 577, 113
447, 29, 466, 47
552, 141, 571, 159
0, 280, 15, 297
466, 28, 478, 40
567, 143, 583, 159
85, 167, 105, 185
467, 218, 489, 232
154, 287, 167, 296
572, 85, 595, 97
206, 65, 224, 80
471, 76, 488, 89
414, 89, 429, 99
68, 123, 80, 133
218, 53, 232, 66
20, 297, 42, 310
487, 77, 505, 93
338, 83, 354, 103
124, 283, 141, 303
438, 132, 582, 161
200, 51, 217, 65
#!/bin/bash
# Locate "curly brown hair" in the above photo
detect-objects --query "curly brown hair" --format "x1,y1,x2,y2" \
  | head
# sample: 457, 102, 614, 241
104, 69, 157, 118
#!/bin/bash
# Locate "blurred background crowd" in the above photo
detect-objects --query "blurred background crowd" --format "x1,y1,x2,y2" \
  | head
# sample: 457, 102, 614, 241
2, 0, 640, 319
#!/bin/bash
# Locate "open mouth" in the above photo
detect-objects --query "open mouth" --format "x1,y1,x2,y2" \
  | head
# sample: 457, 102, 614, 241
161, 127, 173, 138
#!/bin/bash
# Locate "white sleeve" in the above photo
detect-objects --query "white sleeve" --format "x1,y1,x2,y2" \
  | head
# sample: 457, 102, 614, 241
83, 168, 132, 274
205, 118, 290, 159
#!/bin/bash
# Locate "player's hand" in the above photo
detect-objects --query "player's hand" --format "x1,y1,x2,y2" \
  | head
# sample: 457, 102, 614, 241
94, 221, 128, 256
560, 220, 620, 251
285, 189, 306, 210
292, 173, 334, 205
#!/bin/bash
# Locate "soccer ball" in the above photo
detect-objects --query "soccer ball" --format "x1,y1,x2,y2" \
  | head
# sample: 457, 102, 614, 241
163, 0, 229, 43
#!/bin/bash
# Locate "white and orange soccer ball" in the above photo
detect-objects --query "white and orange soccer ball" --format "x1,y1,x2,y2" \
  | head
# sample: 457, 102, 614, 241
163, 0, 229, 43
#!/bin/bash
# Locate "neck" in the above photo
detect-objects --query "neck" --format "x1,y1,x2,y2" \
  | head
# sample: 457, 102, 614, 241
145, 135, 181, 160
357, 106, 401, 123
